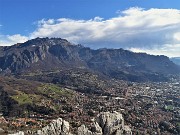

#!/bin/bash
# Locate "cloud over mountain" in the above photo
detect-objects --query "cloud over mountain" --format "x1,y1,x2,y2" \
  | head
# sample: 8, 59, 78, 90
0, 34, 29, 46
1, 7, 180, 57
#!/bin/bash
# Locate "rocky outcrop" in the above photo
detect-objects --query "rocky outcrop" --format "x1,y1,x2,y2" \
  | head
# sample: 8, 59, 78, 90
8, 118, 71, 135
78, 111, 132, 135
9, 131, 24, 135
0, 128, 5, 134
35, 118, 71, 135
9, 111, 131, 135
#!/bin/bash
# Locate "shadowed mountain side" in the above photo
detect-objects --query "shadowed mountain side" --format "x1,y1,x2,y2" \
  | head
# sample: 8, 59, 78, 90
171, 57, 180, 66
0, 37, 179, 82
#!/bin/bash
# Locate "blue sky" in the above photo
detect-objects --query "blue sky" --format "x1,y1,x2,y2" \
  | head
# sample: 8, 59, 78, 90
1, 0, 180, 35
0, 0, 180, 57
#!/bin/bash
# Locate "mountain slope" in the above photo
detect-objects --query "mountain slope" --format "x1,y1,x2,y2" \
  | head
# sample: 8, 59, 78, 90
0, 37, 179, 82
171, 57, 180, 65
0, 76, 76, 117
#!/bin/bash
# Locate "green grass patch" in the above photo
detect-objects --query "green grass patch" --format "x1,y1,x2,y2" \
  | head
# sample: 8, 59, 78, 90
11, 91, 41, 105
165, 105, 174, 110
38, 84, 73, 98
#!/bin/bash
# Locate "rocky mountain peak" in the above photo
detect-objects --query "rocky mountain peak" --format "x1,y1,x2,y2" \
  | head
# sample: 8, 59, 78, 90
17, 37, 71, 48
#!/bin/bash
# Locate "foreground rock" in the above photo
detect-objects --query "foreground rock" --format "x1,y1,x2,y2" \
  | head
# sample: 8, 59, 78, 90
35, 118, 71, 135
9, 131, 24, 135
78, 111, 132, 135
9, 111, 132, 135
0, 127, 5, 134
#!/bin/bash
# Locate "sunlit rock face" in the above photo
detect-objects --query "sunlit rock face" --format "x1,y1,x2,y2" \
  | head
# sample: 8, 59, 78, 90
78, 111, 132, 135
35, 118, 71, 135
9, 111, 132, 135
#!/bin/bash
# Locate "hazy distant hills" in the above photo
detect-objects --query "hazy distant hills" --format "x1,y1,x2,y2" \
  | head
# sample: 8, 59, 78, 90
170, 57, 180, 66
0, 37, 179, 82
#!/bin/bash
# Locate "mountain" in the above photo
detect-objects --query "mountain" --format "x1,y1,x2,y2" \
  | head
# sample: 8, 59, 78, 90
0, 38, 179, 134
170, 57, 180, 65
0, 37, 179, 82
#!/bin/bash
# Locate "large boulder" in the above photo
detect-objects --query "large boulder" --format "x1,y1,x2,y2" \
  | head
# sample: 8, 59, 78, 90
97, 111, 124, 135
35, 118, 71, 135
78, 122, 102, 135
8, 131, 24, 135
77, 111, 132, 135
0, 128, 5, 134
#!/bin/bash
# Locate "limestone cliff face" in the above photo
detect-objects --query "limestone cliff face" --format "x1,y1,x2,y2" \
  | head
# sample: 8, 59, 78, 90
0, 45, 48, 72
78, 112, 132, 135
35, 118, 72, 135
8, 131, 24, 135
9, 112, 132, 135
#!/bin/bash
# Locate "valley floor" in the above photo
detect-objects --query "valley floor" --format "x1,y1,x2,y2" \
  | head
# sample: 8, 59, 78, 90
0, 76, 179, 134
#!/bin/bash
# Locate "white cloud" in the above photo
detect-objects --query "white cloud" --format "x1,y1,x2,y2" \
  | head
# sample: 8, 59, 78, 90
130, 44, 180, 58
1, 7, 180, 57
173, 32, 180, 41
37, 19, 55, 26
0, 34, 29, 46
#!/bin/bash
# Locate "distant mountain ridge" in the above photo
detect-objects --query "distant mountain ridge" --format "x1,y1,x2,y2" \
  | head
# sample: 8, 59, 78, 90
0, 37, 179, 82
171, 57, 180, 66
